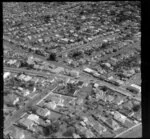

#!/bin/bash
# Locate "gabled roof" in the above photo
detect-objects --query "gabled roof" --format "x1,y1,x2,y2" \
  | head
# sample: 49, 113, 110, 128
15, 128, 25, 139
46, 101, 57, 110
36, 107, 50, 117
19, 118, 34, 128
106, 118, 119, 129
114, 95, 124, 104
123, 100, 133, 110
27, 114, 39, 123
4, 94, 19, 105
114, 111, 127, 123
107, 95, 114, 102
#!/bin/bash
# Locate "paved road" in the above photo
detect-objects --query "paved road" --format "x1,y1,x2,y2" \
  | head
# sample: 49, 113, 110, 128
4, 66, 141, 102
3, 35, 139, 75
3, 40, 73, 70
4, 93, 41, 131
4, 66, 141, 135
60, 33, 119, 55
77, 71, 141, 101
4, 84, 57, 133
4, 66, 70, 80
114, 122, 142, 138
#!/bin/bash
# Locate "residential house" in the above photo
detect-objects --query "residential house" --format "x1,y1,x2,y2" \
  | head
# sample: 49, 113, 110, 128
19, 118, 35, 131
105, 118, 120, 131
18, 74, 32, 82
7, 59, 17, 65
128, 69, 135, 75
70, 70, 80, 78
4, 94, 19, 106
45, 101, 57, 110
8, 127, 25, 139
123, 100, 133, 110
94, 83, 99, 88
130, 84, 141, 93
57, 98, 64, 107
3, 72, 11, 79
27, 114, 39, 124
14, 128, 25, 139
83, 67, 94, 73
114, 95, 124, 105
94, 122, 107, 135
73, 133, 81, 138
113, 111, 127, 124
21, 90, 30, 97
76, 81, 84, 87
82, 116, 89, 123
80, 121, 86, 127
106, 95, 115, 103
97, 90, 106, 102
119, 108, 132, 118
76, 98, 84, 105
23, 76, 32, 82
85, 129, 95, 138
36, 107, 51, 117
53, 67, 64, 73
98, 123, 107, 134
116, 79, 124, 85
32, 87, 36, 93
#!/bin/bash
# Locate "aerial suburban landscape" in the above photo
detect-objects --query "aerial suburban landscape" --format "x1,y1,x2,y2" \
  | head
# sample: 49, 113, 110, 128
3, 2, 141, 139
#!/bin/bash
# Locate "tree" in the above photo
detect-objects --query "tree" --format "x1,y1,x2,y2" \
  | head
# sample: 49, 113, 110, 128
42, 126, 51, 136
101, 42, 108, 49
63, 127, 75, 137
43, 15, 50, 24
25, 105, 37, 113
72, 51, 83, 60
101, 86, 108, 92
47, 52, 57, 61
132, 104, 140, 112
67, 83, 76, 95
84, 49, 93, 56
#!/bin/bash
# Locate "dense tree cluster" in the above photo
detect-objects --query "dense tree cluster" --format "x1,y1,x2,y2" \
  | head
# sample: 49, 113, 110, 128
47, 52, 57, 61
132, 104, 140, 112
43, 121, 60, 136
66, 83, 77, 96
69, 50, 84, 60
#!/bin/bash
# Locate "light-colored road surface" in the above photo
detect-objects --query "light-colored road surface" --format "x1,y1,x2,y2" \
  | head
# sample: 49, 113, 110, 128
4, 66, 141, 102
80, 74, 141, 101
4, 66, 69, 80
36, 86, 57, 105
115, 122, 142, 138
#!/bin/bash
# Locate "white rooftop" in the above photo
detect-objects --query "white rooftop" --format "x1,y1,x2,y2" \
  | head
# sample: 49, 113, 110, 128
83, 68, 94, 73
3, 72, 11, 79
131, 84, 141, 92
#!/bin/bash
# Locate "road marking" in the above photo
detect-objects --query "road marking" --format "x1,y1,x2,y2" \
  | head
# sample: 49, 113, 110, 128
36, 86, 57, 105
115, 122, 142, 138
